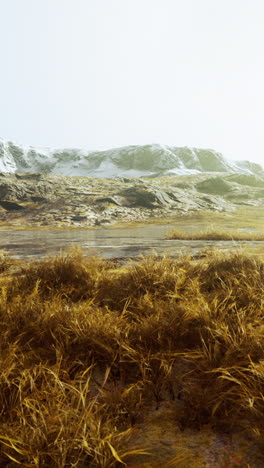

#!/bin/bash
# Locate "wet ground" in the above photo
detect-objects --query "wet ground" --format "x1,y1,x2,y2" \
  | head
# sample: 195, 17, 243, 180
1, 224, 264, 259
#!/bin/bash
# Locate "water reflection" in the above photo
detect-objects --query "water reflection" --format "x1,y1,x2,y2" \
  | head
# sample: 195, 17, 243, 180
1, 225, 264, 259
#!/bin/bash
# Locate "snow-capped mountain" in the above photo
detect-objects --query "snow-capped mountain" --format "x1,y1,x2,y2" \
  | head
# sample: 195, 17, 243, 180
0, 139, 263, 178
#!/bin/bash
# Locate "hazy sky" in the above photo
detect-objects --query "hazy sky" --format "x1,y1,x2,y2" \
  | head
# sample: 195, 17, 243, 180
1, 0, 264, 165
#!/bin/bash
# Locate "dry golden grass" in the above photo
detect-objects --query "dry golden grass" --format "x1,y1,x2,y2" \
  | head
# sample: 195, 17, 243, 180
0, 250, 14, 273
166, 227, 264, 241
1, 247, 264, 465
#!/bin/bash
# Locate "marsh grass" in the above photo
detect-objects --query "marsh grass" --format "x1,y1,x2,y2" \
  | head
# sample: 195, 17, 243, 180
166, 227, 264, 241
1, 247, 264, 465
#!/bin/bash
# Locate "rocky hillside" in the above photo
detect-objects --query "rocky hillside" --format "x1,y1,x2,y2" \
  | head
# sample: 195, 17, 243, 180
0, 139, 263, 178
0, 171, 264, 227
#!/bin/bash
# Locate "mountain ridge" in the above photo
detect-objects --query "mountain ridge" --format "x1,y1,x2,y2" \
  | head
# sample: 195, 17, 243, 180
0, 139, 263, 178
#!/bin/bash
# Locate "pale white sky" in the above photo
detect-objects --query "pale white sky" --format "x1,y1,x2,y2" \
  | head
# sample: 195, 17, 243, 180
0, 0, 264, 165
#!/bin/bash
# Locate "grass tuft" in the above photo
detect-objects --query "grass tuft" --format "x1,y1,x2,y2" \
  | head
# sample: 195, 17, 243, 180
166, 227, 264, 241
1, 247, 264, 464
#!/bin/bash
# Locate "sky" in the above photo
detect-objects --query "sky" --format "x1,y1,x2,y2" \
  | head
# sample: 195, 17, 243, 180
0, 0, 264, 165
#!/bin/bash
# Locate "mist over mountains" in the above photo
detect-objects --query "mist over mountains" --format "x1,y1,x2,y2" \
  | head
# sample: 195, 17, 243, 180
0, 139, 263, 178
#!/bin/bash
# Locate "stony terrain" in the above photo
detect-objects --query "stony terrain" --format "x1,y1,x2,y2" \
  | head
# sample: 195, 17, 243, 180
0, 171, 264, 228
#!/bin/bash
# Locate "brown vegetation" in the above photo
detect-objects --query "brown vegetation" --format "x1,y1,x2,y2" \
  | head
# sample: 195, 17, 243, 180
166, 227, 264, 241
1, 247, 264, 466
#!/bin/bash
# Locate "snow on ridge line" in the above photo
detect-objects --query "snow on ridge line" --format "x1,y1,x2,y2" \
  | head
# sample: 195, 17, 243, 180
0, 138, 263, 177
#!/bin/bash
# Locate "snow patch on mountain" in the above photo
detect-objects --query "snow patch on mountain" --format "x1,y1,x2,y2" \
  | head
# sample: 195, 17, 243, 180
0, 138, 263, 178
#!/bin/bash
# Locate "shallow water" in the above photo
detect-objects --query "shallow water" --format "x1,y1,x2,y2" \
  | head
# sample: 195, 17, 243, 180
2, 224, 264, 259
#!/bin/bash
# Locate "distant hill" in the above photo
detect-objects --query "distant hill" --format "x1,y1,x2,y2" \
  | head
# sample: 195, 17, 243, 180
0, 139, 263, 177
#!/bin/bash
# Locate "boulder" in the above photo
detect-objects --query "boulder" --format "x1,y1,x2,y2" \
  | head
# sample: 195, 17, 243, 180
196, 177, 234, 195
119, 186, 173, 208
0, 200, 25, 210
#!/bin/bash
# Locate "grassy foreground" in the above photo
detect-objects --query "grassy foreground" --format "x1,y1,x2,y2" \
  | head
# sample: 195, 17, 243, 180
1, 248, 264, 466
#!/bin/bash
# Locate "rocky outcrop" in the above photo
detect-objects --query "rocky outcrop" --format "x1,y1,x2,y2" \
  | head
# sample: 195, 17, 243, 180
0, 200, 25, 211
195, 177, 234, 195
0, 171, 263, 228
119, 186, 174, 208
